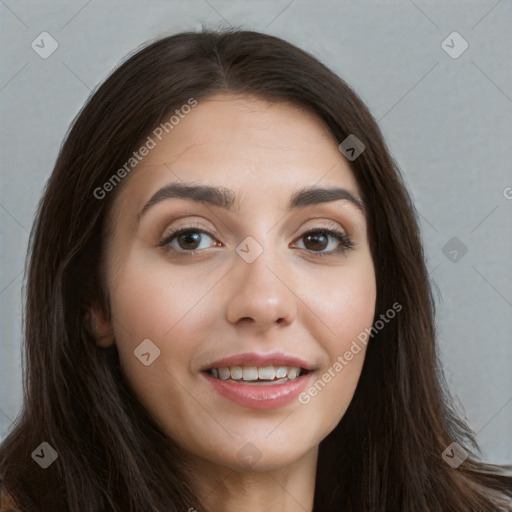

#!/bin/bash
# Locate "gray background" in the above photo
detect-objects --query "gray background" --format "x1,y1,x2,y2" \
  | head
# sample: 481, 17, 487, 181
1, 0, 511, 463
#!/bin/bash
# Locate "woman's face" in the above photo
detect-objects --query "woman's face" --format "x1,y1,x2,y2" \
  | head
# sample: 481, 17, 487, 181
93, 93, 376, 472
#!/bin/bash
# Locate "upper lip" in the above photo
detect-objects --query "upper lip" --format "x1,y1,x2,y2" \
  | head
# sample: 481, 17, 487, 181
202, 352, 314, 371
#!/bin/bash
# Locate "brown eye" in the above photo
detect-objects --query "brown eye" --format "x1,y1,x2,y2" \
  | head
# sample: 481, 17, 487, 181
294, 228, 354, 255
160, 228, 218, 252
177, 231, 202, 250
303, 231, 329, 251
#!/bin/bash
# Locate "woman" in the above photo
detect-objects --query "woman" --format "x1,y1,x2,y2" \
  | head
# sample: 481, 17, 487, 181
1, 28, 510, 511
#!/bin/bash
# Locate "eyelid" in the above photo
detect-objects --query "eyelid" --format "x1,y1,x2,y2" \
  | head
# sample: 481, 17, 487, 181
293, 219, 349, 241
298, 219, 346, 235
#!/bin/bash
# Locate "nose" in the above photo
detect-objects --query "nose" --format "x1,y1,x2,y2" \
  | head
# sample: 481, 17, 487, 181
225, 244, 298, 333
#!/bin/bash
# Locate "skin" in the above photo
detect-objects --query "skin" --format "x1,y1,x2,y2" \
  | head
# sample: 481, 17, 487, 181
90, 93, 376, 512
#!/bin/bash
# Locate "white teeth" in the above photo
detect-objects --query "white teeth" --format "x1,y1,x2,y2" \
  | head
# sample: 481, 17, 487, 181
218, 367, 230, 380
230, 366, 243, 380
242, 366, 259, 381
275, 366, 288, 378
210, 365, 303, 382
287, 367, 300, 379
258, 366, 276, 380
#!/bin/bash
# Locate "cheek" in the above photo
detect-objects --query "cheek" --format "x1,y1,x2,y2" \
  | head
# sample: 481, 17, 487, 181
296, 259, 376, 428
105, 259, 220, 441
108, 253, 217, 343
105, 257, 214, 393
301, 256, 377, 349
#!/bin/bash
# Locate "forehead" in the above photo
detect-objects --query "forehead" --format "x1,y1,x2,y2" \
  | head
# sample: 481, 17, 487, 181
110, 93, 360, 218
165, 92, 337, 147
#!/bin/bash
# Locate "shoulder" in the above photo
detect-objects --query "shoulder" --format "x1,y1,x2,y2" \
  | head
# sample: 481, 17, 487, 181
1, 476, 23, 512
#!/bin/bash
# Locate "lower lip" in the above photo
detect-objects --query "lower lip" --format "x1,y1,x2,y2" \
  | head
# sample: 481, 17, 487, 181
202, 371, 313, 410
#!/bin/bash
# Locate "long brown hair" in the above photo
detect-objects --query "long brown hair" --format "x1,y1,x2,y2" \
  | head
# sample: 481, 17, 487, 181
1, 28, 510, 511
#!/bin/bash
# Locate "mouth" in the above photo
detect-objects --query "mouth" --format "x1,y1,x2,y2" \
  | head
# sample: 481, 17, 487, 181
204, 365, 311, 385
201, 354, 315, 410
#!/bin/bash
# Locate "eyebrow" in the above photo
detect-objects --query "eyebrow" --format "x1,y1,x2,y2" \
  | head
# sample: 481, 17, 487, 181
138, 182, 364, 220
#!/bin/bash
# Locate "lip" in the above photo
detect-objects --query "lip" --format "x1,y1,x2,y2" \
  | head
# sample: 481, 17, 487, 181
202, 352, 314, 371
202, 370, 314, 410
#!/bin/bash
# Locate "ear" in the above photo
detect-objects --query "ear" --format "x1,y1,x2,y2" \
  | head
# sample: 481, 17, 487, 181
87, 301, 115, 348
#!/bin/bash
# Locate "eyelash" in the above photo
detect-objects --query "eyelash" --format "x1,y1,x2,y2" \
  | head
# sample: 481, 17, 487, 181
158, 222, 354, 258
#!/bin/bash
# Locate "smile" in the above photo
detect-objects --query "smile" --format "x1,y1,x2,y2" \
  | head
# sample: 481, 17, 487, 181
201, 354, 314, 410
207, 365, 306, 383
